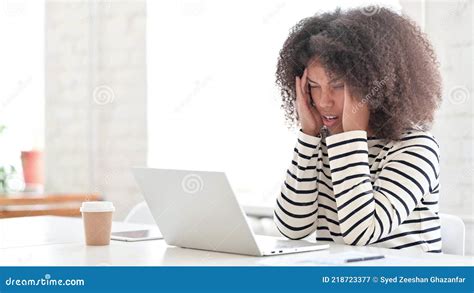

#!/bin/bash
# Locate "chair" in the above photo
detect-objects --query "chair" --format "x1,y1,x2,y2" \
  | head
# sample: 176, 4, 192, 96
124, 201, 156, 225
439, 213, 465, 255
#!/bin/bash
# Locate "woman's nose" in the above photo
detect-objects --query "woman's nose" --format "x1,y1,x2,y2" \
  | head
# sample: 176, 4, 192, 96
318, 90, 335, 108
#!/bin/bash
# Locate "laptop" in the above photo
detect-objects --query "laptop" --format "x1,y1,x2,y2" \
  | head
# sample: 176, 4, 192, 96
132, 168, 329, 256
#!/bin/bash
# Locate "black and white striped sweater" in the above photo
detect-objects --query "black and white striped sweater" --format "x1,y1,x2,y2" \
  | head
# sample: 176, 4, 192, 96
274, 129, 442, 253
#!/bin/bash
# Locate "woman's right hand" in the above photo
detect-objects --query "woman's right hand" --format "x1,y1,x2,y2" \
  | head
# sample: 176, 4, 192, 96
295, 69, 323, 137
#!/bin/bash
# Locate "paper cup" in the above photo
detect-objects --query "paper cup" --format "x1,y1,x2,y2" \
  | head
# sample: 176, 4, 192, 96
80, 201, 115, 246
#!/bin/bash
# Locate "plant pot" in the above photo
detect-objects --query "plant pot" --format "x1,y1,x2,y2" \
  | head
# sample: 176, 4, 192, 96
21, 150, 44, 192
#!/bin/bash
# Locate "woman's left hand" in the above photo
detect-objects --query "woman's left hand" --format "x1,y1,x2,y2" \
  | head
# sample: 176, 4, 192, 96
342, 83, 370, 133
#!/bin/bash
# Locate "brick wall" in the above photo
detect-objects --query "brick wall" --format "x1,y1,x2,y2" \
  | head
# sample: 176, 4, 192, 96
402, 0, 473, 255
45, 0, 147, 220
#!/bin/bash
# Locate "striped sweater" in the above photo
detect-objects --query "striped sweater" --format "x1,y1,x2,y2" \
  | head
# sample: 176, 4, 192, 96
274, 129, 442, 253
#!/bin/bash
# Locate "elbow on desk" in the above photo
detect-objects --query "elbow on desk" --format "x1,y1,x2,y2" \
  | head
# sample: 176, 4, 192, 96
272, 214, 316, 241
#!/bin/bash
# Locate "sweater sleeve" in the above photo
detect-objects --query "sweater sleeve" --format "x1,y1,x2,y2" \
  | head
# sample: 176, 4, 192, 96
274, 129, 322, 240
325, 130, 440, 246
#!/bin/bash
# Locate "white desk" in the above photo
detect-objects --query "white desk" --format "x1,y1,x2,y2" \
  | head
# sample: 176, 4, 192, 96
0, 216, 472, 266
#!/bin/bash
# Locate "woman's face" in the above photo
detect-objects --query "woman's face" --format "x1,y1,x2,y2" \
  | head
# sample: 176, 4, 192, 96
306, 62, 345, 135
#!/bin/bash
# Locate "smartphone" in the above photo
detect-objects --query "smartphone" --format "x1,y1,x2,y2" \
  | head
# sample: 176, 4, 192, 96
111, 229, 163, 242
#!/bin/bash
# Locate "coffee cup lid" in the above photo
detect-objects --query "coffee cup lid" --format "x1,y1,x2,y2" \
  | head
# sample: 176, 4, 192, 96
80, 201, 115, 213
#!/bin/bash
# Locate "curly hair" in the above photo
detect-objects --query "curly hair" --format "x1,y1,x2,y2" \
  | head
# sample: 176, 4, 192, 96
276, 7, 442, 140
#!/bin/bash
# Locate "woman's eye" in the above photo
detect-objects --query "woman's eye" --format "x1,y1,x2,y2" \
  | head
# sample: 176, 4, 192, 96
332, 84, 344, 89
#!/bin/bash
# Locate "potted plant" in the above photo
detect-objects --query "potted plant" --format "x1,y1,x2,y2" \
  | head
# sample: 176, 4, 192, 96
0, 125, 17, 194
0, 165, 16, 194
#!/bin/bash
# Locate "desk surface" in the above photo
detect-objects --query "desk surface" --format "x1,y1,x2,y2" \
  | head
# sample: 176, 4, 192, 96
0, 216, 472, 266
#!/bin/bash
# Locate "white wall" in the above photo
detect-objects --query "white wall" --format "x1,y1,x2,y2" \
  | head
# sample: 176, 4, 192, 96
45, 0, 147, 220
402, 0, 473, 255
44, 0, 473, 255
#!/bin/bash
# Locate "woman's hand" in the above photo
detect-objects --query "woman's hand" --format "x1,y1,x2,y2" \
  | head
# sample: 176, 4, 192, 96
295, 69, 323, 137
342, 83, 370, 133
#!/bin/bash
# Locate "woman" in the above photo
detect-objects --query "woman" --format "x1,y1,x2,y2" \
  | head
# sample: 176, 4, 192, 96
274, 7, 442, 253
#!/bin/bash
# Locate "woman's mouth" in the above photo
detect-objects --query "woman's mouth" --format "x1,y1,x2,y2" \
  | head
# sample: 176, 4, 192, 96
321, 115, 339, 127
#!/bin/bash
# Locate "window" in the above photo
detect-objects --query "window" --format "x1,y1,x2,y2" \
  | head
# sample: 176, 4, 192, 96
0, 0, 44, 189
147, 0, 401, 207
